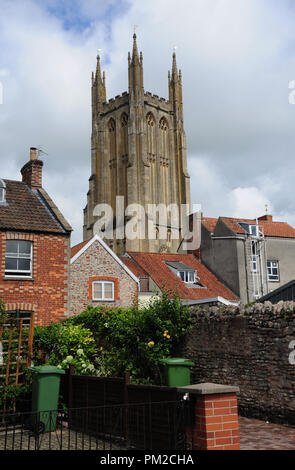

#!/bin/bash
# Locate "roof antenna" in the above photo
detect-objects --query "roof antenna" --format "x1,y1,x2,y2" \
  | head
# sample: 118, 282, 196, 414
36, 146, 48, 158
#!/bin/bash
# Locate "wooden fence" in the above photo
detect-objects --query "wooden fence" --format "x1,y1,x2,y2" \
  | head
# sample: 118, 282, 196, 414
59, 368, 189, 449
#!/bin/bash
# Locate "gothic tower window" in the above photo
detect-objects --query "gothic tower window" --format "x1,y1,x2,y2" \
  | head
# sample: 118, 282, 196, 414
120, 113, 128, 158
159, 117, 169, 159
120, 113, 129, 207
159, 117, 169, 206
146, 112, 156, 157
108, 118, 116, 160
108, 118, 117, 210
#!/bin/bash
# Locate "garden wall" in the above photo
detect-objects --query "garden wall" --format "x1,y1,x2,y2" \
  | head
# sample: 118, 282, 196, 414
180, 301, 295, 425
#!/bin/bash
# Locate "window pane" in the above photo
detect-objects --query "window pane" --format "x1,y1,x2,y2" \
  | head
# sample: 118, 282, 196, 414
188, 272, 194, 282
6, 240, 18, 255
104, 283, 114, 299
5, 258, 17, 270
18, 258, 31, 271
93, 282, 102, 300
19, 241, 31, 255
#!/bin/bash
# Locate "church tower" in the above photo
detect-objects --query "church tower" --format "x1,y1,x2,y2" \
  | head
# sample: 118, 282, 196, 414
83, 34, 191, 255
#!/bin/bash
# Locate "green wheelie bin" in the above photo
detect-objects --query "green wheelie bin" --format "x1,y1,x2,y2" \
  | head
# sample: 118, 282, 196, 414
159, 357, 195, 387
29, 365, 65, 433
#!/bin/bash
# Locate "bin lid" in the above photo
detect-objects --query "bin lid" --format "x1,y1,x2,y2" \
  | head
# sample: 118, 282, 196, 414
29, 365, 65, 375
159, 357, 195, 366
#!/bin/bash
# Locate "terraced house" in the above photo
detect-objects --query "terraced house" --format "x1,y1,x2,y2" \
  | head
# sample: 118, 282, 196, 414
200, 214, 295, 304
0, 148, 72, 325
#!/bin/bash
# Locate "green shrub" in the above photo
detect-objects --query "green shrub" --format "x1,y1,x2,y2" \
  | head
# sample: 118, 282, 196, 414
33, 292, 192, 383
33, 322, 98, 375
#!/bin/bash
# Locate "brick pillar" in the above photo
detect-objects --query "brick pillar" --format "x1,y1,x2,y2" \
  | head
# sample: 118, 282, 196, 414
178, 382, 240, 451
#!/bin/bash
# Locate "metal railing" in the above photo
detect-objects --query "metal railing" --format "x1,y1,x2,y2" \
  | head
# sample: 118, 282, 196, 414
0, 400, 194, 451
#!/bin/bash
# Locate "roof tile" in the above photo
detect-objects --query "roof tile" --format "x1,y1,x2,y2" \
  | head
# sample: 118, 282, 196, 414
127, 252, 238, 301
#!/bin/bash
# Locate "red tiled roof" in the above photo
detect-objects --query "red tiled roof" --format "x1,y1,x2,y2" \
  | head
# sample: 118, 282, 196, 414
202, 217, 218, 233
220, 217, 295, 238
71, 240, 89, 258
120, 256, 148, 278
127, 252, 238, 301
0, 180, 70, 234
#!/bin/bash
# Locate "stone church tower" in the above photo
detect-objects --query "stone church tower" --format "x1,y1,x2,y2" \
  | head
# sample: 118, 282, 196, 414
83, 34, 191, 255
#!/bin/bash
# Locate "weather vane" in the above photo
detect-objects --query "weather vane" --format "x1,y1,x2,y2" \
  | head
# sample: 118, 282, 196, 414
134, 24, 138, 33
265, 204, 268, 214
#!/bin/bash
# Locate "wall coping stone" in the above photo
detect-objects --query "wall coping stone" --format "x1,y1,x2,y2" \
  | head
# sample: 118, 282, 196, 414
177, 382, 240, 395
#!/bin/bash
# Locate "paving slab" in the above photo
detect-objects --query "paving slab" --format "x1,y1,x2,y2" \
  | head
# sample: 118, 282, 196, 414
239, 417, 295, 450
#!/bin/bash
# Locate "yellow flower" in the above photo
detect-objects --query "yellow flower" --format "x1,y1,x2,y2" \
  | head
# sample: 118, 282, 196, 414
166, 335, 170, 339
148, 341, 154, 347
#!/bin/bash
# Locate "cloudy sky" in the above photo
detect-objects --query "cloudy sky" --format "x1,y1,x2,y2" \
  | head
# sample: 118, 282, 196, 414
1, 0, 295, 245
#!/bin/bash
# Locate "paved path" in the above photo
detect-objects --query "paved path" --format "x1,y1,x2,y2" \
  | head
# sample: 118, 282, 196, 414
239, 417, 295, 450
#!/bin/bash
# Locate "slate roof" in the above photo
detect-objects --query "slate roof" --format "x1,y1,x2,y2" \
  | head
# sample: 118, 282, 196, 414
0, 180, 72, 234
126, 252, 238, 302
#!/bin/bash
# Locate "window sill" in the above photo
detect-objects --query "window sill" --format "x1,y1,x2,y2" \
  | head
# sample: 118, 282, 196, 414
92, 299, 115, 302
4, 276, 34, 281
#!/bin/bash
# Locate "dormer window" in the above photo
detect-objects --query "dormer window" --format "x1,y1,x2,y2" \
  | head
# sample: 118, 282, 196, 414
238, 222, 259, 237
178, 270, 196, 283
0, 179, 6, 203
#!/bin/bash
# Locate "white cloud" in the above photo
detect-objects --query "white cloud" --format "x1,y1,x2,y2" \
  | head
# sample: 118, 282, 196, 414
1, 0, 295, 245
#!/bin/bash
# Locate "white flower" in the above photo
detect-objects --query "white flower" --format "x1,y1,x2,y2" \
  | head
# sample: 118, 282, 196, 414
81, 363, 87, 368
104, 323, 108, 328
65, 355, 73, 362
77, 349, 84, 356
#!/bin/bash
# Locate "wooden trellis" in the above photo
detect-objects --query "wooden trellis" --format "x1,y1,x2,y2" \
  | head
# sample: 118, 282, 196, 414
0, 311, 34, 412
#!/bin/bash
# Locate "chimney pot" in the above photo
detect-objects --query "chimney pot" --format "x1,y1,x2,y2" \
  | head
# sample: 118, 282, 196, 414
30, 147, 37, 161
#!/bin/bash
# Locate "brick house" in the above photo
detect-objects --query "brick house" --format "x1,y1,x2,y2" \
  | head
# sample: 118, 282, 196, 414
122, 252, 239, 307
0, 148, 72, 325
69, 235, 139, 316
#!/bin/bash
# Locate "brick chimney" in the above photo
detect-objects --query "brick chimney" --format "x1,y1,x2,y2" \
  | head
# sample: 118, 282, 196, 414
21, 147, 43, 190
258, 214, 273, 222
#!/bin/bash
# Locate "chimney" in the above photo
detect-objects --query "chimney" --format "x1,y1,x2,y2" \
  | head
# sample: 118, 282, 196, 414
21, 147, 43, 190
258, 214, 273, 222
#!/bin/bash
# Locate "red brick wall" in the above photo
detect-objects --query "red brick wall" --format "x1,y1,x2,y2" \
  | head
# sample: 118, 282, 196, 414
0, 231, 70, 326
188, 393, 240, 450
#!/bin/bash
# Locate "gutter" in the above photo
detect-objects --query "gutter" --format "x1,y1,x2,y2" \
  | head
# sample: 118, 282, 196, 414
181, 297, 240, 307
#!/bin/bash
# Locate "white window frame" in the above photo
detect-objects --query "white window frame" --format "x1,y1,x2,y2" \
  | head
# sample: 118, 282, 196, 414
92, 280, 115, 301
0, 179, 6, 203
249, 224, 258, 237
178, 270, 196, 283
267, 260, 279, 282
5, 240, 33, 277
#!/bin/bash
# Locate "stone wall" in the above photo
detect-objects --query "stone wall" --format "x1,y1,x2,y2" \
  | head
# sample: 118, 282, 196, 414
180, 301, 295, 425
69, 239, 138, 316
